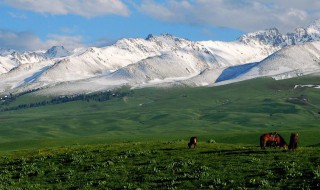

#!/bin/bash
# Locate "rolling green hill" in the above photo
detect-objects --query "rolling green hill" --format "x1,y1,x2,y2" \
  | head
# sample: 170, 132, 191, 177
0, 76, 319, 151
0, 76, 319, 189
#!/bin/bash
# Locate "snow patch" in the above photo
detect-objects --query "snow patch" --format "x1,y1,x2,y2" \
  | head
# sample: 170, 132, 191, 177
294, 85, 320, 89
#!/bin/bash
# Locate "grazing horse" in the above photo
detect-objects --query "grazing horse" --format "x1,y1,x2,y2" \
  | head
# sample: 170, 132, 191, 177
260, 132, 287, 149
289, 133, 299, 151
188, 136, 197, 148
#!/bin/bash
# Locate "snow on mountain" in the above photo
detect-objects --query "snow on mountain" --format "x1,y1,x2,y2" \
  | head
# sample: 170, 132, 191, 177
239, 19, 320, 48
0, 50, 48, 75
44, 46, 71, 58
2, 19, 320, 95
0, 59, 55, 93
215, 62, 260, 83
0, 34, 192, 94
220, 41, 320, 83
111, 49, 207, 82
36, 32, 277, 88
0, 48, 15, 56
198, 40, 278, 67
29, 35, 192, 85
0, 56, 19, 74
32, 39, 278, 95
145, 33, 191, 50
238, 28, 286, 47
294, 84, 320, 89
304, 19, 320, 40
10, 51, 48, 65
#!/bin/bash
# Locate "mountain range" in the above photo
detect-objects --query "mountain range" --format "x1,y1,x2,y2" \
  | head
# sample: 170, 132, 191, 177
1, 20, 320, 95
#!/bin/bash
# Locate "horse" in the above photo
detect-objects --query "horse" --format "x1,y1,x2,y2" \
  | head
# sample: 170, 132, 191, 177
289, 133, 299, 151
260, 132, 287, 149
188, 136, 197, 148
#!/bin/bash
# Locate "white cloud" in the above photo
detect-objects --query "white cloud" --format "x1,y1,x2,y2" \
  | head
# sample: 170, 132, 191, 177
3, 0, 130, 18
137, 0, 320, 33
0, 30, 85, 51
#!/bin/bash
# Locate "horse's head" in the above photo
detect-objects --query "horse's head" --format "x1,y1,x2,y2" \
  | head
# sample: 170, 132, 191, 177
291, 133, 299, 139
275, 134, 288, 149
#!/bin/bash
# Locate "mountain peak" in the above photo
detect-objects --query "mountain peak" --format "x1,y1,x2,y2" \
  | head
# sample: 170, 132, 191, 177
146, 33, 185, 41
237, 21, 320, 47
238, 28, 284, 46
45, 46, 70, 58
0, 48, 16, 56
160, 33, 174, 38
145, 34, 154, 40
306, 19, 320, 35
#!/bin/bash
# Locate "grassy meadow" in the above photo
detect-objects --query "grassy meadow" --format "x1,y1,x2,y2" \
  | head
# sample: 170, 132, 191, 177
0, 142, 320, 189
0, 76, 319, 149
0, 75, 319, 189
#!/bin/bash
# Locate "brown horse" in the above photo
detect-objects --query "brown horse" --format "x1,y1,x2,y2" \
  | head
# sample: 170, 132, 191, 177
260, 132, 287, 149
188, 136, 197, 148
289, 133, 299, 151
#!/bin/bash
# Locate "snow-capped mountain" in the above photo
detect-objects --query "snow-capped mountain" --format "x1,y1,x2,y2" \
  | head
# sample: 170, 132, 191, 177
0, 56, 19, 74
10, 51, 47, 65
225, 41, 320, 82
238, 28, 285, 46
0, 48, 16, 56
1, 20, 320, 95
0, 51, 47, 75
238, 19, 320, 47
44, 46, 71, 58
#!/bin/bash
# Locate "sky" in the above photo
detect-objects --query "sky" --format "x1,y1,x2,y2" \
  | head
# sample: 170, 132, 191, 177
0, 0, 320, 51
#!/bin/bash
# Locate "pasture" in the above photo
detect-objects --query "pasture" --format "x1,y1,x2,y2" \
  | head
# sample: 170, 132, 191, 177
0, 75, 319, 188
0, 141, 320, 189
0, 76, 319, 150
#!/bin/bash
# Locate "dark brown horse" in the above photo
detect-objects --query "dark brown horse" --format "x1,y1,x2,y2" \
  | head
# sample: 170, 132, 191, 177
188, 136, 197, 148
289, 133, 299, 151
260, 132, 287, 149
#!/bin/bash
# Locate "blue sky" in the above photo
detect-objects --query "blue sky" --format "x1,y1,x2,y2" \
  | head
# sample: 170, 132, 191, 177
0, 0, 319, 51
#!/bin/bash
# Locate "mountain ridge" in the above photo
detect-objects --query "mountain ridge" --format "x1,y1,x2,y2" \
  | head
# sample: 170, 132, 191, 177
1, 20, 320, 95
238, 19, 320, 47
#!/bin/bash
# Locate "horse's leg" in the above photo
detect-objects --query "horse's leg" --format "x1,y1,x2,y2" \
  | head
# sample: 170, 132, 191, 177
262, 140, 266, 149
275, 140, 279, 148
260, 137, 265, 149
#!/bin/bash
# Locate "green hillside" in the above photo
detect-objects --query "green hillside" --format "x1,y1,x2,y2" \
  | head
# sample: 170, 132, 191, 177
0, 76, 319, 189
0, 76, 319, 151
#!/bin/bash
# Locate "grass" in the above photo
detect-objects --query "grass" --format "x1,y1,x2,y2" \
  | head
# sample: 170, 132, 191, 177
0, 76, 319, 150
0, 141, 319, 189
0, 75, 319, 188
